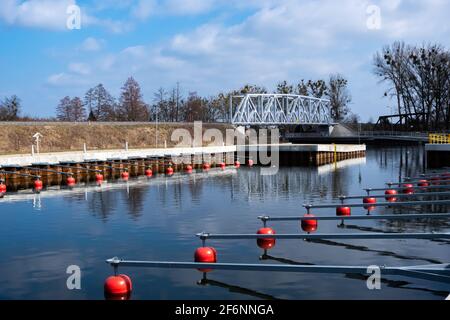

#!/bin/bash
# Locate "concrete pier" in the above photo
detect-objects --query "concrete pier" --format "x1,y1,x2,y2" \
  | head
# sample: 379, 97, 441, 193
240, 144, 366, 166
426, 144, 450, 168
0, 144, 366, 167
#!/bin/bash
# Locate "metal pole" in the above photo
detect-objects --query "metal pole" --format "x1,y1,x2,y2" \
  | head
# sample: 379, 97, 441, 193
304, 199, 450, 209
0, 170, 41, 179
339, 191, 450, 200
24, 167, 74, 176
365, 185, 450, 192
196, 232, 450, 240
387, 180, 449, 185
258, 213, 450, 222
105, 258, 450, 284
53, 164, 102, 173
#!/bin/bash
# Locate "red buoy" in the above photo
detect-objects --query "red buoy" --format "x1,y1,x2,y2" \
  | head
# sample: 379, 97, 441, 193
194, 247, 217, 272
363, 197, 377, 204
336, 206, 351, 217
104, 274, 132, 298
203, 163, 211, 171
66, 176, 76, 186
301, 214, 318, 233
234, 161, 240, 168
247, 159, 254, 167
402, 183, 414, 194
121, 171, 129, 180
385, 189, 397, 196
95, 174, 104, 184
185, 165, 193, 174
385, 189, 398, 202
363, 197, 377, 211
417, 180, 429, 187
256, 227, 276, 250
0, 183, 6, 193
166, 166, 174, 175
219, 162, 226, 170
34, 179, 43, 191
145, 169, 153, 177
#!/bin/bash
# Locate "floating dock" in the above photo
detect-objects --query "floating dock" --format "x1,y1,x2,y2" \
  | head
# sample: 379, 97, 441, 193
0, 143, 366, 191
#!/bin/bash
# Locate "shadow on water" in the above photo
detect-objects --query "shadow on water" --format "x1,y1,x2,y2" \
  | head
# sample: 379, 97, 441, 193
260, 253, 448, 298
305, 238, 442, 264
197, 273, 279, 300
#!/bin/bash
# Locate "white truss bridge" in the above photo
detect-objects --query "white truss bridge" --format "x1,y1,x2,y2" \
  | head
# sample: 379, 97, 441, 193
230, 94, 333, 125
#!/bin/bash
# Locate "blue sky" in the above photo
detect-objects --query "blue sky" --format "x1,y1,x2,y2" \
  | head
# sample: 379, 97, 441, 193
0, 0, 449, 120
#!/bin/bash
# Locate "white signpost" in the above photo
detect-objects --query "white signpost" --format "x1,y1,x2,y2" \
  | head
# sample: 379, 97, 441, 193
33, 132, 43, 155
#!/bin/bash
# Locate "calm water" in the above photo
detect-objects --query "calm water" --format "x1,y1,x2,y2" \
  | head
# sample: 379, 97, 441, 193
0, 145, 449, 300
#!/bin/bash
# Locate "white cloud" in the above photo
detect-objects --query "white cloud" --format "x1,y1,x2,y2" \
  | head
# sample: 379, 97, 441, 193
0, 0, 76, 30
46, 71, 90, 87
81, 37, 103, 51
46, 73, 73, 86
131, 0, 156, 20
68, 62, 91, 75
0, 0, 131, 33
164, 0, 214, 15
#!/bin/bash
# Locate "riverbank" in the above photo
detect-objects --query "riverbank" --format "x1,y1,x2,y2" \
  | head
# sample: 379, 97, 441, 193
0, 122, 232, 155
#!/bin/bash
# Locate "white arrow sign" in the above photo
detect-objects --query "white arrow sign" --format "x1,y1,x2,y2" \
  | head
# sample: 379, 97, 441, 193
33, 132, 43, 154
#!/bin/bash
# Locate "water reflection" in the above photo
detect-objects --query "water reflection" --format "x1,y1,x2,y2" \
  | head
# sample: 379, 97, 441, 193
372, 145, 425, 182
0, 146, 448, 300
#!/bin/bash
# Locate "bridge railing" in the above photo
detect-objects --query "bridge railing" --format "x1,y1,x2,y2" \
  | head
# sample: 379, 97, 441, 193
358, 131, 429, 138
285, 130, 438, 140
429, 134, 450, 144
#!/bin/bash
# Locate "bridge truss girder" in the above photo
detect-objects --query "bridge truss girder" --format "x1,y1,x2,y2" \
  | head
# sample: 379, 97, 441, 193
231, 94, 333, 126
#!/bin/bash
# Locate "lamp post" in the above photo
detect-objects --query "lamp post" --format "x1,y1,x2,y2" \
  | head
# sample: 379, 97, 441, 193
155, 108, 159, 148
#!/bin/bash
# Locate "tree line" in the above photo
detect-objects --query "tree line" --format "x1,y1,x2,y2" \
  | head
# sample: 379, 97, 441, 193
374, 41, 450, 131
52, 73, 353, 123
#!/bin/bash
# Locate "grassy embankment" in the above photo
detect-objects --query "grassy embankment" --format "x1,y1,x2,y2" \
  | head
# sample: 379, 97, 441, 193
0, 122, 233, 155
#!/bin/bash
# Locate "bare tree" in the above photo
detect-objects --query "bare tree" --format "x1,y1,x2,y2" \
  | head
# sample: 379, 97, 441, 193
84, 84, 117, 121
276, 81, 294, 94
117, 77, 149, 121
295, 80, 309, 96
56, 96, 72, 121
152, 87, 168, 122
373, 41, 450, 130
71, 97, 86, 121
0, 95, 21, 120
56, 96, 86, 121
327, 74, 351, 122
